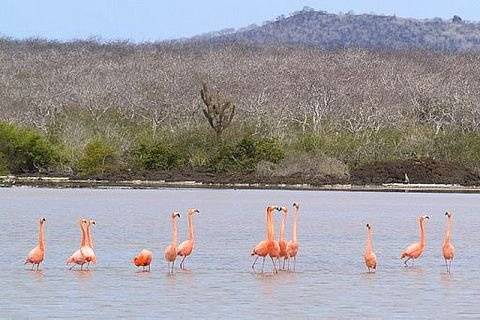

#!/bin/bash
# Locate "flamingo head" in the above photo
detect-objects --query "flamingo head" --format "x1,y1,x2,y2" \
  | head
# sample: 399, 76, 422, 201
89, 219, 96, 226
445, 211, 452, 218
39, 217, 46, 224
171, 212, 181, 219
188, 208, 200, 216
80, 218, 88, 226
293, 202, 300, 210
132, 256, 139, 266
366, 223, 371, 230
420, 215, 430, 223
280, 206, 288, 215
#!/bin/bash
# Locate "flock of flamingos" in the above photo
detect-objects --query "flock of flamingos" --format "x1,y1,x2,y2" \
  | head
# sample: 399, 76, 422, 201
24, 202, 456, 274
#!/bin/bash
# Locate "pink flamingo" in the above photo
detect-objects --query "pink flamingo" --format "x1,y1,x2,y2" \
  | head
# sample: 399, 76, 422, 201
278, 206, 288, 270
25, 217, 46, 271
177, 208, 200, 269
164, 212, 181, 273
286, 202, 300, 271
442, 211, 455, 273
86, 219, 96, 268
133, 249, 153, 272
364, 224, 377, 273
66, 219, 95, 270
401, 215, 429, 266
251, 206, 280, 273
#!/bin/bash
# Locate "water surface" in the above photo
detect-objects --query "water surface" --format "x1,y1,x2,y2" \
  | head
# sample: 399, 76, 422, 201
1, 187, 479, 319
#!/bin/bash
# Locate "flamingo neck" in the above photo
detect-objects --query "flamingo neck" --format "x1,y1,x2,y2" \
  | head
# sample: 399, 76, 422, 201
266, 209, 275, 241
89, 227, 94, 248
279, 212, 287, 241
444, 217, 452, 245
38, 222, 45, 250
80, 222, 87, 247
172, 218, 178, 246
85, 224, 92, 248
292, 207, 298, 242
365, 229, 373, 254
188, 214, 195, 241
419, 219, 426, 247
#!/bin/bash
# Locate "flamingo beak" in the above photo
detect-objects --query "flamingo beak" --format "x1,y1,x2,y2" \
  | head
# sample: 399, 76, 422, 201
425, 216, 430, 219
195, 209, 200, 214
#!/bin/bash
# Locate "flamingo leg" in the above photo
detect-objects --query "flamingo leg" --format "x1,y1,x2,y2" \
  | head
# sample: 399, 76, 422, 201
148, 265, 151, 272
287, 258, 290, 271
282, 258, 286, 270
261, 257, 265, 272
180, 255, 187, 269
36, 263, 40, 271
251, 256, 259, 271
270, 256, 278, 274
69, 264, 75, 270
293, 256, 296, 272
404, 257, 411, 267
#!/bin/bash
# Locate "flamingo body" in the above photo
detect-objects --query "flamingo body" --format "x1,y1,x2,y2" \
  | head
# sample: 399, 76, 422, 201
401, 215, 429, 266
134, 249, 153, 271
25, 217, 46, 270
177, 208, 200, 269
442, 212, 455, 272
364, 224, 377, 272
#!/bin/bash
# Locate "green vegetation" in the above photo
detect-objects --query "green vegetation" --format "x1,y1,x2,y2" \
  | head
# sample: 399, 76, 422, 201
2, 116, 480, 185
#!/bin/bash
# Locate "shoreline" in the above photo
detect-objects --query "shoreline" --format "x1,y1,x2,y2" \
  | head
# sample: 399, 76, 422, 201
2, 175, 480, 193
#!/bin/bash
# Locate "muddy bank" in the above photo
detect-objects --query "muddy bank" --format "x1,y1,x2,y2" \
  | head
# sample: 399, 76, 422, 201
2, 158, 480, 192
351, 159, 480, 185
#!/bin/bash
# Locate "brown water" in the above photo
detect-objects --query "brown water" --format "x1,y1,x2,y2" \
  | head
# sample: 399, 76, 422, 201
1, 187, 480, 319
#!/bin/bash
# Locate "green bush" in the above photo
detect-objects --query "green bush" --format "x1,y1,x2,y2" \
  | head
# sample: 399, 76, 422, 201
0, 122, 59, 173
77, 138, 119, 176
131, 140, 179, 170
212, 136, 285, 172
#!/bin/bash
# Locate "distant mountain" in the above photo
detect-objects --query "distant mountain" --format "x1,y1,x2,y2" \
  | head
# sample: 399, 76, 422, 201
200, 8, 480, 51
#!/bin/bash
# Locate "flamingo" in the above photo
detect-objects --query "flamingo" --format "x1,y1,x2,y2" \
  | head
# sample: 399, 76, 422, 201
133, 249, 153, 272
86, 219, 96, 268
164, 212, 181, 273
66, 219, 95, 270
251, 206, 280, 273
442, 211, 455, 273
177, 208, 200, 269
401, 215, 429, 266
364, 224, 377, 273
286, 202, 300, 271
278, 206, 288, 270
25, 217, 46, 271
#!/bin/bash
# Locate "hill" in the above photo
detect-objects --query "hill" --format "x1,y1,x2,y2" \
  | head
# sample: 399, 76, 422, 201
203, 8, 480, 51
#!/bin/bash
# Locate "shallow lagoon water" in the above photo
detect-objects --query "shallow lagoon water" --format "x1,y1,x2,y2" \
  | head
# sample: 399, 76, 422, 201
1, 187, 480, 319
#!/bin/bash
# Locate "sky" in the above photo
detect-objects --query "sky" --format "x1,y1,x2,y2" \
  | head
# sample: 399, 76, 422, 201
1, 0, 480, 42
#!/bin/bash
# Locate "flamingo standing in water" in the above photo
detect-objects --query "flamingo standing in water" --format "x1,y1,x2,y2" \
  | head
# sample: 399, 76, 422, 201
25, 217, 46, 271
67, 219, 95, 270
278, 207, 288, 270
364, 224, 377, 273
286, 202, 300, 271
133, 249, 153, 272
251, 206, 280, 273
86, 219, 96, 268
401, 215, 429, 266
442, 211, 455, 273
177, 208, 200, 269
164, 212, 181, 273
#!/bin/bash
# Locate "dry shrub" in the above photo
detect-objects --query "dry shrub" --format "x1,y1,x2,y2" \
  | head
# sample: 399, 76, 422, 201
256, 153, 349, 181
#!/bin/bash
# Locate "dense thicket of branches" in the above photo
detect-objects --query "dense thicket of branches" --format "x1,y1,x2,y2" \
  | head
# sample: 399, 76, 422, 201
210, 9, 480, 52
1, 37, 480, 183
1, 37, 480, 137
